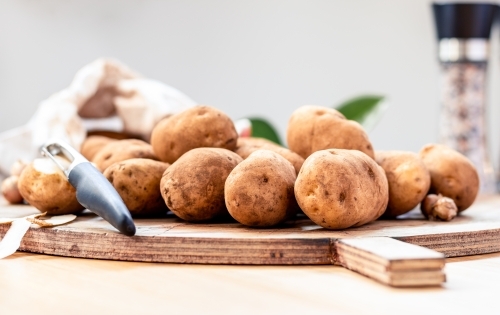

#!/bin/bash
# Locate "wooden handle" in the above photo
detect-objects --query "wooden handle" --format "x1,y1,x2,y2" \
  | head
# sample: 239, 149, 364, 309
335, 237, 446, 287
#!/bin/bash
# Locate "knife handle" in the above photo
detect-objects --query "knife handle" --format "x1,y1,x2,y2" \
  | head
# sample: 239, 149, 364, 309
68, 162, 136, 236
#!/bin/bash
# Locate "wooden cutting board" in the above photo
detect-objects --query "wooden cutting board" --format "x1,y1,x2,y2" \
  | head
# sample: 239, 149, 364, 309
1, 196, 500, 287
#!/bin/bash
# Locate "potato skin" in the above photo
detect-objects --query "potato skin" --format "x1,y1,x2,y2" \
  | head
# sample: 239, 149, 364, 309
375, 151, 431, 217
151, 106, 238, 164
295, 149, 388, 229
92, 139, 158, 172
17, 159, 84, 215
286, 105, 374, 159
160, 148, 243, 221
419, 144, 479, 212
104, 159, 170, 216
225, 150, 298, 227
235, 137, 304, 175
80, 135, 117, 161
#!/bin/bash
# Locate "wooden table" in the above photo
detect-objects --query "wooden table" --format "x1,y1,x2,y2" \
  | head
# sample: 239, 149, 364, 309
1, 251, 498, 315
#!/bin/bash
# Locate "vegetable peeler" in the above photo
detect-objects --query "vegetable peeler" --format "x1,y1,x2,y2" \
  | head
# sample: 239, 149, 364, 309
41, 140, 136, 236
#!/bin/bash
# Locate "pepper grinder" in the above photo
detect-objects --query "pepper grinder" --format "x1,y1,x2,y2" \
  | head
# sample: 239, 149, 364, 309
433, 2, 497, 193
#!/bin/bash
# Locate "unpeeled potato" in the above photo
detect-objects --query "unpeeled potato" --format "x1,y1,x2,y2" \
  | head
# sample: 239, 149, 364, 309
80, 135, 117, 161
225, 150, 298, 227
375, 151, 431, 217
419, 144, 479, 212
151, 106, 238, 164
104, 158, 170, 216
295, 149, 388, 229
92, 139, 158, 172
287, 105, 374, 159
234, 137, 304, 174
160, 148, 242, 221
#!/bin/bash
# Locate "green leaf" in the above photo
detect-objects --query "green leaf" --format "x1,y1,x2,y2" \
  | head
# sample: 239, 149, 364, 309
336, 95, 387, 132
248, 117, 282, 145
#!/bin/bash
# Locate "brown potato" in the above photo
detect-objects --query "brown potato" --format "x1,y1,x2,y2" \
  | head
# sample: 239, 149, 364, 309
17, 158, 84, 214
151, 105, 238, 164
375, 151, 431, 217
419, 144, 479, 212
225, 150, 298, 227
235, 137, 304, 174
1, 176, 24, 204
160, 148, 242, 221
295, 149, 388, 229
104, 159, 170, 216
286, 105, 374, 159
92, 139, 158, 172
80, 135, 117, 160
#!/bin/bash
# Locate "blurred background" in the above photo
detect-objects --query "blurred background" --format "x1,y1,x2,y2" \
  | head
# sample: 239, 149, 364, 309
1, 0, 500, 161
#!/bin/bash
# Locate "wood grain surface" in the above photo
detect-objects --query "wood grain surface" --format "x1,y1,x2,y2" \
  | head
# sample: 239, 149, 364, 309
1, 196, 500, 265
2, 251, 500, 315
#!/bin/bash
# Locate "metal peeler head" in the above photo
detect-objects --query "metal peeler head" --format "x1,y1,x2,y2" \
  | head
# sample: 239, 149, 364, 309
41, 140, 89, 179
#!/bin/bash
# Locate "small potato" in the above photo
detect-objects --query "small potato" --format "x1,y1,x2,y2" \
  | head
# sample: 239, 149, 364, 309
235, 137, 304, 174
92, 139, 158, 172
151, 105, 238, 164
295, 149, 388, 229
419, 144, 479, 212
10, 160, 29, 176
225, 150, 298, 227
1, 176, 24, 204
104, 159, 170, 216
80, 135, 117, 161
286, 105, 374, 159
375, 151, 431, 217
17, 158, 84, 214
160, 148, 242, 221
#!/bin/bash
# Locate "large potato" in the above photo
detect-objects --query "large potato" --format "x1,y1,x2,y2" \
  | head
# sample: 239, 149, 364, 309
235, 137, 304, 174
375, 151, 431, 217
104, 159, 170, 216
92, 139, 158, 172
151, 106, 238, 164
225, 150, 298, 227
80, 135, 117, 160
295, 149, 388, 229
17, 157, 84, 215
160, 148, 242, 221
419, 144, 479, 212
286, 105, 374, 159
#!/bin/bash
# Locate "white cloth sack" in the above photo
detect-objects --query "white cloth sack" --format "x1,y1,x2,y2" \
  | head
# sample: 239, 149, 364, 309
0, 58, 196, 176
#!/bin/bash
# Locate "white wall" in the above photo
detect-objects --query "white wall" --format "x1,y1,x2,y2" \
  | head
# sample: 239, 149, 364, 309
1, 0, 500, 163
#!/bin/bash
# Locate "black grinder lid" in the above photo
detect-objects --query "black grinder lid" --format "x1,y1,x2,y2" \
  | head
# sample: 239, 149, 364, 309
433, 2, 497, 39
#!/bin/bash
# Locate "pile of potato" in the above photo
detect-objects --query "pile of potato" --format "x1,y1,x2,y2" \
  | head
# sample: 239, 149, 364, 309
1, 105, 479, 229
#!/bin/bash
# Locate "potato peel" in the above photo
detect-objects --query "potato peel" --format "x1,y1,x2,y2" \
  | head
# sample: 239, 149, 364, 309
26, 214, 77, 227
0, 212, 77, 259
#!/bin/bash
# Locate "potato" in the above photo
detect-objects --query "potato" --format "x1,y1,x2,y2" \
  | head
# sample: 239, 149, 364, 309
286, 105, 374, 159
92, 139, 158, 172
235, 137, 304, 174
419, 144, 479, 212
80, 135, 117, 160
160, 148, 242, 221
17, 157, 84, 214
225, 150, 298, 227
295, 149, 388, 229
104, 159, 170, 216
10, 160, 28, 176
375, 151, 431, 217
1, 176, 24, 204
151, 105, 238, 164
